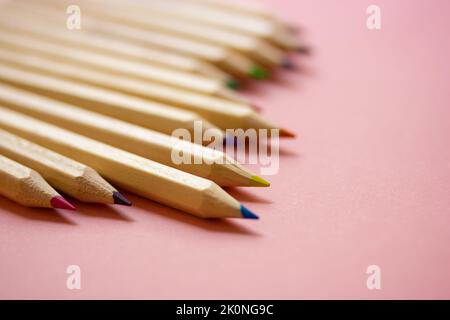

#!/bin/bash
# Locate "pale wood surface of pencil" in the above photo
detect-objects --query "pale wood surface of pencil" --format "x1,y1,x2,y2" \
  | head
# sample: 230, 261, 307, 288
187, 0, 273, 18
0, 64, 224, 139
0, 48, 253, 113
0, 28, 230, 97
0, 44, 246, 111
73, 0, 284, 67
0, 62, 279, 133
189, 0, 298, 35
0, 10, 233, 82
114, 0, 300, 49
6, 0, 255, 77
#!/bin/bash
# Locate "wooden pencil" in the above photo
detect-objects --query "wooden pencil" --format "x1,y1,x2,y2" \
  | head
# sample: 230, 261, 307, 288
0, 108, 260, 219
0, 45, 247, 106
7, 0, 268, 79
0, 129, 131, 205
0, 49, 257, 116
124, 0, 303, 51
0, 154, 75, 210
185, 0, 298, 33
0, 64, 227, 140
187, 0, 275, 19
0, 28, 238, 100
73, 0, 286, 68
0, 83, 270, 187
0, 9, 237, 88
0, 61, 292, 136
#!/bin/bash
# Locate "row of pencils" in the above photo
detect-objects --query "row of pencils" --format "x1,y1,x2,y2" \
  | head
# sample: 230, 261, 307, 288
0, 0, 307, 219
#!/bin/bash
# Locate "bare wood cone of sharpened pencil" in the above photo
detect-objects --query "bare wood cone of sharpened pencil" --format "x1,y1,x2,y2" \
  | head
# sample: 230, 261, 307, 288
0, 129, 131, 206
0, 154, 75, 210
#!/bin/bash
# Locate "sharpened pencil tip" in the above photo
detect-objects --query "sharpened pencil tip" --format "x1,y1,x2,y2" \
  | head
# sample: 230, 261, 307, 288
249, 66, 269, 80
226, 79, 240, 90
51, 196, 76, 210
240, 205, 259, 220
281, 58, 296, 70
113, 191, 132, 206
296, 45, 311, 55
250, 175, 271, 187
280, 128, 296, 138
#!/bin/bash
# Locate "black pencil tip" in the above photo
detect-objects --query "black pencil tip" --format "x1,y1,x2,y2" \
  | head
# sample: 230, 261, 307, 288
113, 191, 132, 206
296, 45, 311, 55
281, 58, 296, 70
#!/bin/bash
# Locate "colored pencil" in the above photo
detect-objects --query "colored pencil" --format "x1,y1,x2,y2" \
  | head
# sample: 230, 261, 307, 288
0, 154, 75, 210
0, 28, 238, 100
0, 9, 237, 88
0, 108, 259, 219
108, 0, 302, 51
184, 0, 298, 33
0, 61, 292, 136
7, 0, 268, 79
0, 129, 131, 205
0, 64, 226, 140
0, 83, 270, 187
73, 0, 286, 68
187, 0, 275, 19
0, 49, 257, 117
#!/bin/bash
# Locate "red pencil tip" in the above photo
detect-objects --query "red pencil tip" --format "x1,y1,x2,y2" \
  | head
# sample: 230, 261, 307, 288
51, 196, 76, 210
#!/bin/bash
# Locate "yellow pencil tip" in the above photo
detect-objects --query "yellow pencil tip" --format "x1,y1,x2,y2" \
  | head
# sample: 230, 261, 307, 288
250, 175, 271, 187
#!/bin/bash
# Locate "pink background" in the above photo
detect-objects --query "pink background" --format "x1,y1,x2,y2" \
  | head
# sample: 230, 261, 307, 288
0, 0, 449, 299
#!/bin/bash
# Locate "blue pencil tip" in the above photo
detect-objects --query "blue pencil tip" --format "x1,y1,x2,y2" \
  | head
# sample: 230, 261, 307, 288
240, 205, 259, 220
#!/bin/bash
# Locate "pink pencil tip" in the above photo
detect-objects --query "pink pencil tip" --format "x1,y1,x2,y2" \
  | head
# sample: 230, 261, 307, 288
51, 196, 76, 210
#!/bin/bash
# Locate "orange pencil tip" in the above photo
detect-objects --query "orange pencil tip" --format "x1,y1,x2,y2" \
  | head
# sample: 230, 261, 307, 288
279, 128, 296, 138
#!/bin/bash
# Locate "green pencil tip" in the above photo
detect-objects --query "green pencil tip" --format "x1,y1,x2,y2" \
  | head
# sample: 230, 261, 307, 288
249, 66, 269, 80
226, 79, 240, 90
